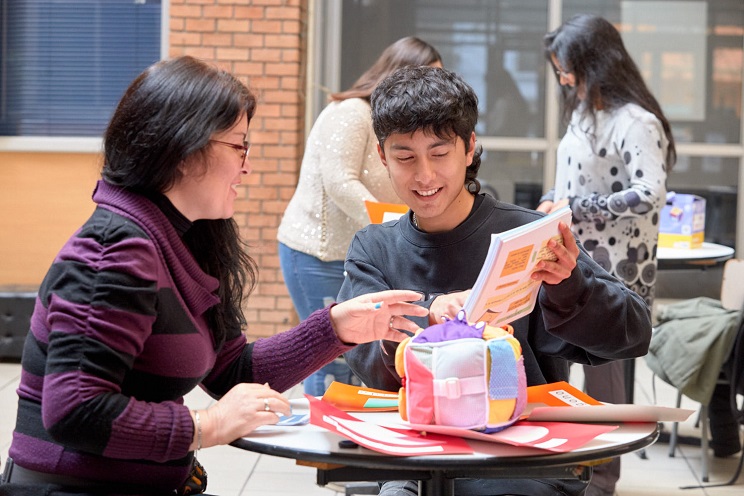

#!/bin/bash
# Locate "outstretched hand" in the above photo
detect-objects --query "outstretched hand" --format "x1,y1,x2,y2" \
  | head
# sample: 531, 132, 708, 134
330, 290, 429, 344
530, 221, 580, 285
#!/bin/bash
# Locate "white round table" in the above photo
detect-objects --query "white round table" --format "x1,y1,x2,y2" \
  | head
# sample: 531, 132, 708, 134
232, 399, 660, 496
657, 242, 734, 270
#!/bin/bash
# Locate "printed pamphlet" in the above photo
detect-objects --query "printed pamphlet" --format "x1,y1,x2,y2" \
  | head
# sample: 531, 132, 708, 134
463, 206, 572, 326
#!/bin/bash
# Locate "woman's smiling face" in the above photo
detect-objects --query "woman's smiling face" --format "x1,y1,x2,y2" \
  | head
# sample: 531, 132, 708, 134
165, 114, 250, 221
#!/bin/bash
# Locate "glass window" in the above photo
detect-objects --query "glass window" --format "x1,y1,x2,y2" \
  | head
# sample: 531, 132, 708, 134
0, 0, 161, 137
479, 151, 545, 208
565, 0, 744, 145
334, 0, 550, 210
562, 0, 743, 250
338, 0, 548, 139
322, 0, 744, 250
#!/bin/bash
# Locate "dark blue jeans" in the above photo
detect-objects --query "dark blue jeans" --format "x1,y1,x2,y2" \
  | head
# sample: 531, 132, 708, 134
278, 242, 359, 396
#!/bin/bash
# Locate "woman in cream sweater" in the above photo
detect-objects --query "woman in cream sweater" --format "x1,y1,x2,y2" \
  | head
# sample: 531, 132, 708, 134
278, 36, 441, 395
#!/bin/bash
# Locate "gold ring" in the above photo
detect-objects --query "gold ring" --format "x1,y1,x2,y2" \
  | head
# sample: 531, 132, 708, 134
263, 398, 271, 412
389, 316, 395, 329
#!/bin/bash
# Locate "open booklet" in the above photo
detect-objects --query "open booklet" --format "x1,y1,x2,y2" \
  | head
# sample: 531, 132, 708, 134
462, 206, 572, 327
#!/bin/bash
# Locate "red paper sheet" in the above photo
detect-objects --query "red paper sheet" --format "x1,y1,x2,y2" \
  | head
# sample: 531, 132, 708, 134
307, 395, 473, 456
308, 395, 619, 455
404, 421, 618, 452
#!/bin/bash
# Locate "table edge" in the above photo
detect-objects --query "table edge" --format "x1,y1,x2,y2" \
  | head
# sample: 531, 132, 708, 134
230, 422, 660, 472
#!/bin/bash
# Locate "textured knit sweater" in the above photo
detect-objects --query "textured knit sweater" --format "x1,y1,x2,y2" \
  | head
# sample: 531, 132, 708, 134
10, 180, 351, 492
342, 194, 653, 394
277, 98, 401, 261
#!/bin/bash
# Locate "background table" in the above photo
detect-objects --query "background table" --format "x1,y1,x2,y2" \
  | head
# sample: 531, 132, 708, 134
231, 399, 660, 496
657, 242, 734, 271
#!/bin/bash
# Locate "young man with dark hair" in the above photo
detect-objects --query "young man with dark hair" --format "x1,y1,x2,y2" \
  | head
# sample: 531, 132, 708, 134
339, 66, 653, 496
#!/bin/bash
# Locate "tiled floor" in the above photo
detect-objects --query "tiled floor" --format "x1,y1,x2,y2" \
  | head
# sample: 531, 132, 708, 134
0, 358, 742, 496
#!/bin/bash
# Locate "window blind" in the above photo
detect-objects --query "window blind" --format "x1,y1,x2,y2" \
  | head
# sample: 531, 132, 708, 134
0, 0, 161, 137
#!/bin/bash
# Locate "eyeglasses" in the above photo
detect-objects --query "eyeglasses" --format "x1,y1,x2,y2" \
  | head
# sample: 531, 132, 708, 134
554, 67, 571, 79
210, 139, 251, 167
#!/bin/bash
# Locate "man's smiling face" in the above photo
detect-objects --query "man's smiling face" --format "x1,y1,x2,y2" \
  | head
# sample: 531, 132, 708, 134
378, 129, 476, 233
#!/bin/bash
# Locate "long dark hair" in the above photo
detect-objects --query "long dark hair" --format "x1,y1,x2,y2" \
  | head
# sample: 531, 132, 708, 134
544, 14, 676, 169
102, 56, 258, 347
331, 36, 442, 102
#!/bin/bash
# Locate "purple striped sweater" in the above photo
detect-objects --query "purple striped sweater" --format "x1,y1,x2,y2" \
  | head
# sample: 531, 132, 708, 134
9, 180, 351, 492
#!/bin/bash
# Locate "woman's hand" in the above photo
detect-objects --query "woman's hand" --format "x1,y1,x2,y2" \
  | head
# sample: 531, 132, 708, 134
429, 291, 470, 325
537, 198, 569, 214
530, 221, 580, 285
191, 383, 291, 449
329, 290, 429, 344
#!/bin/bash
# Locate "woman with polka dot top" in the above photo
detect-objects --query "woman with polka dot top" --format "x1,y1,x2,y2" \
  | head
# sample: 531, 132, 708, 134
538, 14, 676, 496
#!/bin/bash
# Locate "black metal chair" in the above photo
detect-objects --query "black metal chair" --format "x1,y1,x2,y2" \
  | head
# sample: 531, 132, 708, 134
650, 259, 744, 485
671, 304, 744, 489
0, 291, 36, 362
695, 300, 744, 488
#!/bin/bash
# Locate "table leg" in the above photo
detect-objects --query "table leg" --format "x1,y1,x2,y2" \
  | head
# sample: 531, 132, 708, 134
623, 358, 650, 459
419, 472, 454, 496
624, 358, 635, 404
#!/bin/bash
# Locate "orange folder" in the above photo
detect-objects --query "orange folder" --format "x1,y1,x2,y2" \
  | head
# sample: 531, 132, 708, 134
321, 381, 400, 412
364, 200, 409, 224
526, 381, 602, 407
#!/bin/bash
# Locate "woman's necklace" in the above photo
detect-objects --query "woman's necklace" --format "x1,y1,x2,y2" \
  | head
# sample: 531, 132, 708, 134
412, 212, 419, 228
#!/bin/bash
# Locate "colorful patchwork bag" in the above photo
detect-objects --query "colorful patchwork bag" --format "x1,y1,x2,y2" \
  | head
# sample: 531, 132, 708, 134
394, 310, 527, 432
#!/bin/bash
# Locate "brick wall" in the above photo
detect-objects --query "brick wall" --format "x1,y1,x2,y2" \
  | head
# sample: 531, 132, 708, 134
170, 0, 306, 340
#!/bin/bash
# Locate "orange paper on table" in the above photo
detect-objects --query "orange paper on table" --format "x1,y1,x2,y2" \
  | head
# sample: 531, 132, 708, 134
364, 200, 409, 224
525, 381, 694, 423
321, 381, 399, 412
322, 381, 693, 422
527, 381, 602, 407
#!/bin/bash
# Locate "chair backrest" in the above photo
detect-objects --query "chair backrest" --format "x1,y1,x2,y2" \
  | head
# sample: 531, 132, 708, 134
720, 258, 744, 311
726, 306, 744, 421
720, 259, 744, 421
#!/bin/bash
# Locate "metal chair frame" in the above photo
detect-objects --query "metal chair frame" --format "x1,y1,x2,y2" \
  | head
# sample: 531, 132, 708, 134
665, 259, 744, 488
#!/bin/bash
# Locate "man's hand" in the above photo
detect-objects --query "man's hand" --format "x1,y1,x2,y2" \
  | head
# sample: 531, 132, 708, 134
428, 291, 470, 326
531, 222, 580, 285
